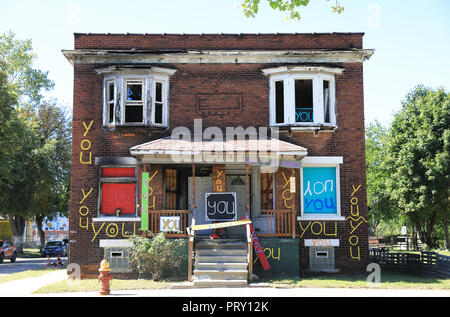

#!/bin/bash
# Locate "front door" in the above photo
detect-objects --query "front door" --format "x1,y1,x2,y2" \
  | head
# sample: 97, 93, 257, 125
225, 175, 248, 237
188, 175, 250, 238
188, 177, 212, 235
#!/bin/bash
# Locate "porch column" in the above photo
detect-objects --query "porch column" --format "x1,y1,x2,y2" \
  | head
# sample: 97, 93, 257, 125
212, 165, 226, 192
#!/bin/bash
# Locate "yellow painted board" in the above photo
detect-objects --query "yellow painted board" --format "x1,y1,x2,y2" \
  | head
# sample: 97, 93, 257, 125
190, 219, 251, 231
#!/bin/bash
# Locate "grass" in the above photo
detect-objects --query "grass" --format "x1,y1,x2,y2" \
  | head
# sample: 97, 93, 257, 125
20, 248, 42, 258
388, 249, 450, 256
0, 268, 57, 284
33, 271, 450, 294
33, 278, 172, 294
264, 272, 450, 290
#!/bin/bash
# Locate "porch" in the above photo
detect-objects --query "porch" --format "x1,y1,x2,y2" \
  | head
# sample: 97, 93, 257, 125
130, 136, 307, 285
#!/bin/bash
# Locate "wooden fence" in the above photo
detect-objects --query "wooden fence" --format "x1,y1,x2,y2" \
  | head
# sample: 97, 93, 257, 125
148, 210, 192, 238
258, 209, 295, 238
369, 248, 450, 279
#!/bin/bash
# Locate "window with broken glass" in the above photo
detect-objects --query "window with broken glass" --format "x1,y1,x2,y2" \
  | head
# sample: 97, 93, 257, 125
102, 74, 170, 127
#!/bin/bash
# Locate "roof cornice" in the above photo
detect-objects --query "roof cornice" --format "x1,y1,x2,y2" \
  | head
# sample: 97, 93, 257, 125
62, 48, 375, 65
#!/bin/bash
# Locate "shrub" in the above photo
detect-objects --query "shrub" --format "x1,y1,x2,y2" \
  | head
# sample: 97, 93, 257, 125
129, 232, 186, 281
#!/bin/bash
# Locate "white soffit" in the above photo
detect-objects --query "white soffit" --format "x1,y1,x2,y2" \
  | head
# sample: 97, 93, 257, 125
62, 49, 375, 65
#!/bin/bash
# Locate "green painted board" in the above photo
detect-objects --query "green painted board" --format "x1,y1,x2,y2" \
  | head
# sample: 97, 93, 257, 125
256, 238, 300, 277
141, 172, 149, 231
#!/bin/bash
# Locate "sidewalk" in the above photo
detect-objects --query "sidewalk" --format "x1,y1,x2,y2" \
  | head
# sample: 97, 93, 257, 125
1, 271, 449, 297
0, 269, 67, 297
31, 286, 450, 297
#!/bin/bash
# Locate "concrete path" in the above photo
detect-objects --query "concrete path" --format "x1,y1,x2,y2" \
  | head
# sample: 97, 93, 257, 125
0, 269, 67, 297
31, 286, 450, 297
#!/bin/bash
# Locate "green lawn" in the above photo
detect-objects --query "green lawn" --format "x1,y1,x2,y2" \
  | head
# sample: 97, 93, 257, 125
264, 272, 450, 290
34, 278, 172, 294
20, 248, 42, 258
0, 268, 57, 284
33, 271, 450, 294
389, 249, 450, 256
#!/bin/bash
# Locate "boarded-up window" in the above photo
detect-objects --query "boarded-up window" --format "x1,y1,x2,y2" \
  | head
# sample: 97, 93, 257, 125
101, 183, 136, 215
260, 173, 274, 210
165, 169, 177, 209
100, 167, 137, 216
102, 167, 136, 178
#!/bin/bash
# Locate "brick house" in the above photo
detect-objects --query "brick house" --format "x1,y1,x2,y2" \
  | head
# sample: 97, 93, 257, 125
63, 33, 374, 282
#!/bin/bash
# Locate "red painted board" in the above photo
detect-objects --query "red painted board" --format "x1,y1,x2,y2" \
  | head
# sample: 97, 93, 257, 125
242, 215, 271, 271
101, 183, 136, 215
102, 167, 135, 178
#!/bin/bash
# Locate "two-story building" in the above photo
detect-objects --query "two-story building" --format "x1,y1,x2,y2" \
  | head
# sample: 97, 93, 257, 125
63, 33, 374, 283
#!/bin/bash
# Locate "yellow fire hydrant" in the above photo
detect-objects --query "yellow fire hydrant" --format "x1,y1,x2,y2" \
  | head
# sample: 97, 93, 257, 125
98, 259, 113, 295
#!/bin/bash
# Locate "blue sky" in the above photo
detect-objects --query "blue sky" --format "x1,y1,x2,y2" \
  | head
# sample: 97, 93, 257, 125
0, 0, 449, 126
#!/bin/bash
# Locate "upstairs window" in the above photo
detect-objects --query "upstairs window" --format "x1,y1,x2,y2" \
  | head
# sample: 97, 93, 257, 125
295, 79, 313, 123
154, 81, 164, 125
125, 79, 144, 123
263, 66, 343, 128
106, 80, 115, 124
275, 80, 284, 124
100, 67, 176, 128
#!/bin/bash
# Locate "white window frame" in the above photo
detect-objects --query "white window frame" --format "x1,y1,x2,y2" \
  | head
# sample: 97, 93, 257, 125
152, 75, 169, 127
264, 66, 341, 128
101, 67, 175, 128
123, 77, 145, 125
298, 156, 345, 221
105, 79, 115, 125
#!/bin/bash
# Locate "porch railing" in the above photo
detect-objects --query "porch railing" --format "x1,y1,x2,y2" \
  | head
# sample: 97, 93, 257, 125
258, 209, 296, 238
148, 210, 192, 238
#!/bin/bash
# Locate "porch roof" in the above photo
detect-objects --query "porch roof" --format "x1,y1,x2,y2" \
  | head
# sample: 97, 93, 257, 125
129, 136, 308, 159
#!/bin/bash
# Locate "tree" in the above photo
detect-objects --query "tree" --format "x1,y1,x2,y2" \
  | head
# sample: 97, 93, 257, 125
241, 0, 343, 20
0, 31, 53, 107
0, 88, 38, 252
385, 85, 450, 249
19, 101, 72, 248
365, 121, 399, 237
0, 31, 55, 252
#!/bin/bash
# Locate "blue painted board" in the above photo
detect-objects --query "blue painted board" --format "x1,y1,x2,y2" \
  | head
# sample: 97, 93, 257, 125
303, 167, 337, 214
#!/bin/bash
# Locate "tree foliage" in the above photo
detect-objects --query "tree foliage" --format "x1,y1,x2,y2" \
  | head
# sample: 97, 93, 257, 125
241, 0, 343, 20
19, 101, 72, 247
0, 31, 53, 107
384, 85, 450, 249
365, 120, 400, 236
0, 31, 70, 251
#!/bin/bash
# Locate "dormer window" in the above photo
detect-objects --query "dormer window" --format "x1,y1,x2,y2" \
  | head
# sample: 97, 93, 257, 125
263, 66, 344, 129
99, 66, 176, 128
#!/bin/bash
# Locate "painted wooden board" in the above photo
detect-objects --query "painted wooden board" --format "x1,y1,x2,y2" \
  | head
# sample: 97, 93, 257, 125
190, 219, 251, 232
242, 215, 271, 271
141, 172, 149, 231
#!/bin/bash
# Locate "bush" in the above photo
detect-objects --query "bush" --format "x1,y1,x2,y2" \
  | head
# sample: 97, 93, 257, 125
129, 232, 187, 281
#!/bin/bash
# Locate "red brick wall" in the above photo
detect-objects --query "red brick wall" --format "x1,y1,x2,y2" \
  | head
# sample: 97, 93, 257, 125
68, 33, 368, 276
74, 33, 363, 50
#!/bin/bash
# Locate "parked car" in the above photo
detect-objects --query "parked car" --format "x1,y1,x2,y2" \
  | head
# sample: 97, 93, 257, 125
41, 240, 67, 257
0, 240, 17, 263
